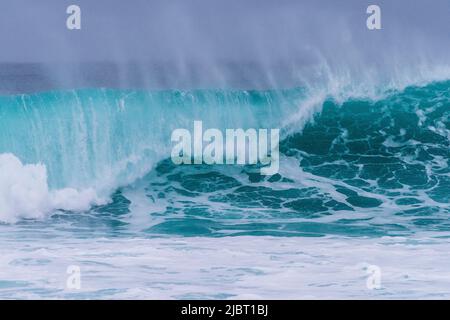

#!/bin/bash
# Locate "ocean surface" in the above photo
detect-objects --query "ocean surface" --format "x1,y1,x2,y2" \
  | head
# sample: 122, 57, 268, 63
1, 78, 450, 299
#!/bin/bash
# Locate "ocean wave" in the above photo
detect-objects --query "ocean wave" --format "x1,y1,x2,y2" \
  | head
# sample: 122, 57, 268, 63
0, 79, 449, 223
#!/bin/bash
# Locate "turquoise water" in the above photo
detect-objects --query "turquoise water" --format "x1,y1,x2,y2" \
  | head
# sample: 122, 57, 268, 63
1, 81, 449, 238
1, 80, 450, 299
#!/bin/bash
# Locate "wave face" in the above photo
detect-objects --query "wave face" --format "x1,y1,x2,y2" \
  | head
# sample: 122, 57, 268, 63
125, 81, 450, 238
1, 81, 450, 235
0, 87, 305, 221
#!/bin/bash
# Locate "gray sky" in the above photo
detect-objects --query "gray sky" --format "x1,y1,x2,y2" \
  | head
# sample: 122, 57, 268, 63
0, 0, 448, 63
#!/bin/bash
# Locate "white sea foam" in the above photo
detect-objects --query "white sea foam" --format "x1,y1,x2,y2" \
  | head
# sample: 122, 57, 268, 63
0, 235, 449, 299
0, 153, 106, 223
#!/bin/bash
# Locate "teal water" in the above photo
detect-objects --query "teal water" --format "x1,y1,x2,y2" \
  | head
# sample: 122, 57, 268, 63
0, 88, 304, 191
1, 81, 449, 238
1, 80, 450, 300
